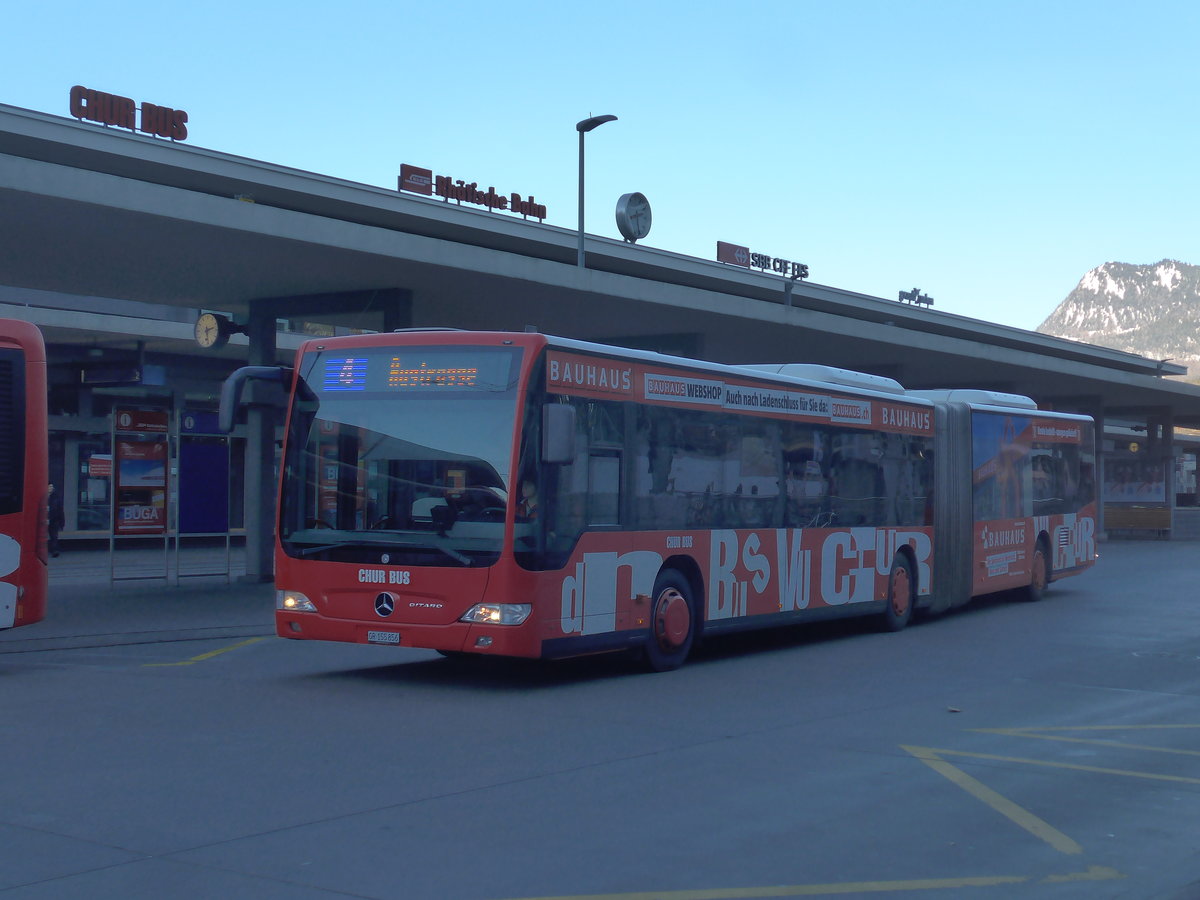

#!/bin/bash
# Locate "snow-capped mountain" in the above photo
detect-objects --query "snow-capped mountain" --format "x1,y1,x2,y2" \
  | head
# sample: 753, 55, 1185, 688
1037, 260, 1200, 377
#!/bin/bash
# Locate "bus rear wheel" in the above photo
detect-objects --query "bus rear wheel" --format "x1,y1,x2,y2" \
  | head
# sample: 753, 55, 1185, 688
880, 556, 914, 632
644, 570, 696, 672
1025, 538, 1051, 602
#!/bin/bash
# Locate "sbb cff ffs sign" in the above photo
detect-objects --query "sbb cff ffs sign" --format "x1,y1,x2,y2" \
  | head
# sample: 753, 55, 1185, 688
69, 85, 188, 141
717, 241, 809, 280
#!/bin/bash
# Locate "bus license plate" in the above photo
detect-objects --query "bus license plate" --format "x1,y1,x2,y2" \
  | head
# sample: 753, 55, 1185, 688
367, 631, 400, 645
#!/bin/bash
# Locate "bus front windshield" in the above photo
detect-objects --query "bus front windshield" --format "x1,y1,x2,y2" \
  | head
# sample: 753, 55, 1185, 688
280, 344, 524, 566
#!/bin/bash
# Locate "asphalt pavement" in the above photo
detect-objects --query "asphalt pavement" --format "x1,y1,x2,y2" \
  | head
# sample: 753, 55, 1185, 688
0, 543, 275, 653
0, 535, 1175, 656
8, 536, 1200, 899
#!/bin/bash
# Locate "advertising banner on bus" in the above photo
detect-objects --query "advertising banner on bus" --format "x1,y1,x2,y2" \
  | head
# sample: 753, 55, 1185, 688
546, 351, 933, 436
969, 411, 1095, 594
553, 526, 934, 639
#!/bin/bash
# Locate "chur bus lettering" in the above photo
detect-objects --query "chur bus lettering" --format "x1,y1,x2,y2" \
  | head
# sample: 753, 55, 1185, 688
69, 85, 189, 141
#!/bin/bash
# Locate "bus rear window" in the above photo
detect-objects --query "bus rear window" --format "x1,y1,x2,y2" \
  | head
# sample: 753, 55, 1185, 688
0, 349, 26, 515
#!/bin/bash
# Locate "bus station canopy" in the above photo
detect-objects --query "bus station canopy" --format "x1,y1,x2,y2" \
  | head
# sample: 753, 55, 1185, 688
2, 101, 1199, 428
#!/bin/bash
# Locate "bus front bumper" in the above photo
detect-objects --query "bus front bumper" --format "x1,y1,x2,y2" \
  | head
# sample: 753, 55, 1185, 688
274, 611, 542, 658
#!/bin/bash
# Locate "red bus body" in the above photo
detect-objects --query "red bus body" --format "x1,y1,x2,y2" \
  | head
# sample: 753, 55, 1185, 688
910, 389, 1098, 614
260, 331, 1096, 668
0, 319, 49, 630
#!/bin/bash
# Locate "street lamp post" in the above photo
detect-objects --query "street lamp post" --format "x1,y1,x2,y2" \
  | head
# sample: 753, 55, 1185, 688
576, 114, 617, 268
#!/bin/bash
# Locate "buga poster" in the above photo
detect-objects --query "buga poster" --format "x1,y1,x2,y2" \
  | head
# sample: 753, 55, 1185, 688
115, 440, 167, 534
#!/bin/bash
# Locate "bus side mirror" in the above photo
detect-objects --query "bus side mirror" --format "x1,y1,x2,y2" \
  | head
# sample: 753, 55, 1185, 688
542, 404, 577, 464
218, 366, 291, 432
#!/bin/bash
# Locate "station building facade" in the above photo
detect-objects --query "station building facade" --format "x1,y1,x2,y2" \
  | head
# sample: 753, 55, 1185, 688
3, 96, 1200, 569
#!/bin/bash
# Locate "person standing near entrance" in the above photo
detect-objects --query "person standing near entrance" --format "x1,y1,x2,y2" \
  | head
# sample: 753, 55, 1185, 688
47, 484, 64, 557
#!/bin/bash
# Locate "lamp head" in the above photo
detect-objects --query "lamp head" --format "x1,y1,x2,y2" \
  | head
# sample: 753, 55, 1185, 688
576, 114, 617, 133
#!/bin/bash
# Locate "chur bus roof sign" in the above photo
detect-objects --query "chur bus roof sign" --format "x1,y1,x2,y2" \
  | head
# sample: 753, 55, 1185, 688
69, 85, 188, 142
399, 163, 547, 221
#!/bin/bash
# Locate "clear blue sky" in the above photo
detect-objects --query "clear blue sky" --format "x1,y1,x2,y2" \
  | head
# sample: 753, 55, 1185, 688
6, 1, 1197, 331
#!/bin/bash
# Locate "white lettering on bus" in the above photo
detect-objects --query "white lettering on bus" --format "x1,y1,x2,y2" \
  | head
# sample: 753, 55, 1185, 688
1035, 424, 1081, 440
1072, 516, 1096, 566
831, 401, 869, 421
556, 527, 936, 635
560, 550, 661, 635
1048, 514, 1095, 571
887, 530, 933, 588
741, 532, 771, 594
549, 358, 632, 392
708, 531, 744, 619
708, 530, 772, 619
820, 528, 877, 605
0, 535, 20, 628
776, 529, 812, 610
356, 569, 409, 584
646, 378, 687, 396
980, 526, 1025, 549
880, 406, 932, 431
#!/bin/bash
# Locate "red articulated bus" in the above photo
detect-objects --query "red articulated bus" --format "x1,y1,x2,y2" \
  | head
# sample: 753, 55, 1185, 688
222, 329, 1096, 670
0, 319, 49, 630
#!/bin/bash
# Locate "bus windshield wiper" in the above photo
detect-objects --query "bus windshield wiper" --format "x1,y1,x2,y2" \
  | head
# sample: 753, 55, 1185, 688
292, 533, 472, 565
292, 536, 405, 558
294, 541, 354, 558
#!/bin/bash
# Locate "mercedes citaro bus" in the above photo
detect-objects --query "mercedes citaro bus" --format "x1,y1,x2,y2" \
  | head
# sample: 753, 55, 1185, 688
221, 329, 1096, 670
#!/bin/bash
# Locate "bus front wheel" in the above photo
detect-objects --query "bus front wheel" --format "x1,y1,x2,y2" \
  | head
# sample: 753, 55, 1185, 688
880, 556, 914, 632
644, 570, 696, 672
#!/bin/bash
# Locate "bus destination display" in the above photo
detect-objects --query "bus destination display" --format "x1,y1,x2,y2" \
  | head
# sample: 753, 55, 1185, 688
323, 358, 368, 391
388, 358, 478, 388
315, 348, 514, 394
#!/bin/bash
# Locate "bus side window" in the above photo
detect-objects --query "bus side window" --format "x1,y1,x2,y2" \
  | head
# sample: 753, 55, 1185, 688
828, 432, 886, 526
781, 425, 829, 528
588, 452, 620, 526
545, 398, 624, 558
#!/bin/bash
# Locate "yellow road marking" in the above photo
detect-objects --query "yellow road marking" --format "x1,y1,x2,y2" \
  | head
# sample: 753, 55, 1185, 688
1043, 865, 1124, 883
902, 745, 1084, 855
503, 866, 1121, 899
917, 745, 1200, 787
143, 637, 264, 667
969, 729, 1200, 758
976, 724, 1200, 733
513, 725, 1160, 900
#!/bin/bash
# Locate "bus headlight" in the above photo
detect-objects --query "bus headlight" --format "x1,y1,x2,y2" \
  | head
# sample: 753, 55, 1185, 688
460, 603, 532, 625
277, 590, 317, 613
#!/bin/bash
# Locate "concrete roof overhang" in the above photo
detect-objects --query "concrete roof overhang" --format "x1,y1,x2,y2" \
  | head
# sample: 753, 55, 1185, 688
3, 102, 1200, 426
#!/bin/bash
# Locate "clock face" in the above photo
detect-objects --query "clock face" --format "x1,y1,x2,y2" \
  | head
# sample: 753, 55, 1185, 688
615, 192, 652, 242
195, 313, 228, 349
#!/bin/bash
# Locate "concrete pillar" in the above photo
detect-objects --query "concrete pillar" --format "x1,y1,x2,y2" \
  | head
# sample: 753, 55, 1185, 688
1091, 406, 1105, 536
236, 288, 412, 582
381, 289, 413, 331
1159, 411, 1176, 532
242, 307, 277, 583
